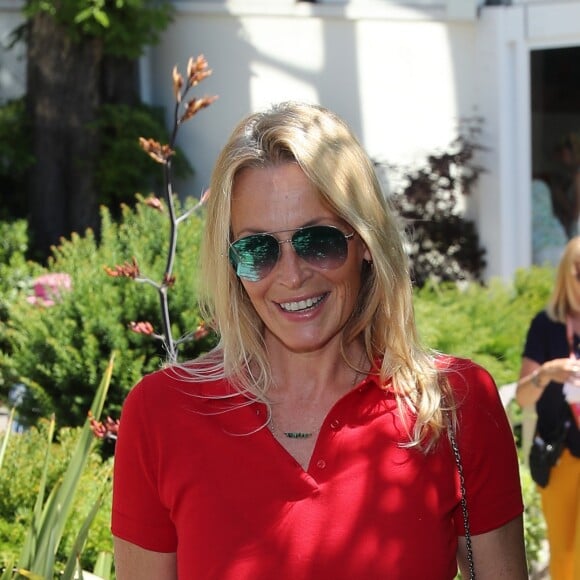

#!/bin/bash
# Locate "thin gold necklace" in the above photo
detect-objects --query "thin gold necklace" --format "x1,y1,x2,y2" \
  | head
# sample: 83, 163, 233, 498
269, 362, 364, 439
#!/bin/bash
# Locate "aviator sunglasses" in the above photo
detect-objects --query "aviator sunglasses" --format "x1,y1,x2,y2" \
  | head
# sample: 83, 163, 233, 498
229, 225, 355, 282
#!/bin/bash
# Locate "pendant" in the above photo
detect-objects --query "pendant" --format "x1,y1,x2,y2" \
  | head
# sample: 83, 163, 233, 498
283, 431, 313, 439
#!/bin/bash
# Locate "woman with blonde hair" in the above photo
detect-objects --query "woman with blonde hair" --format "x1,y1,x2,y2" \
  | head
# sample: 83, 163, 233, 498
112, 102, 526, 579
517, 236, 580, 580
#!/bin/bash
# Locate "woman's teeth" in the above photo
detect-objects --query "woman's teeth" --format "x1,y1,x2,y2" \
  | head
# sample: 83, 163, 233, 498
279, 295, 324, 312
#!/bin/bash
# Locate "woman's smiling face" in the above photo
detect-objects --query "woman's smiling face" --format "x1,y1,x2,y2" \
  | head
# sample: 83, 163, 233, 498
230, 162, 370, 355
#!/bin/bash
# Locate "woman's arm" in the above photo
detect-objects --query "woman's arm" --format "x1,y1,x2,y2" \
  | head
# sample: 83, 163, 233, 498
516, 355, 579, 407
114, 536, 177, 580
457, 515, 527, 579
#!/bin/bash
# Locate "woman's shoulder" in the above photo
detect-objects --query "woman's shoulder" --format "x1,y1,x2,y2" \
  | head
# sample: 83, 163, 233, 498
126, 356, 234, 408
531, 309, 550, 323
527, 309, 564, 336
436, 354, 491, 381
436, 354, 499, 407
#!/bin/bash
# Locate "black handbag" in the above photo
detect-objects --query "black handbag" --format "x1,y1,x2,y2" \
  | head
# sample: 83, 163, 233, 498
529, 421, 570, 488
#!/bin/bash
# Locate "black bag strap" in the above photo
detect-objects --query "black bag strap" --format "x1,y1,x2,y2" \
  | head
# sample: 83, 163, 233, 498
448, 422, 475, 580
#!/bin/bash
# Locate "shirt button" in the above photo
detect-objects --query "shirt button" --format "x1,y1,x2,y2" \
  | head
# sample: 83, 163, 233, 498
316, 459, 327, 469
330, 419, 341, 430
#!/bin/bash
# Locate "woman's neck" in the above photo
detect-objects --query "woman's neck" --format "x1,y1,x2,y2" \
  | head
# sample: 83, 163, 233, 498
265, 341, 366, 404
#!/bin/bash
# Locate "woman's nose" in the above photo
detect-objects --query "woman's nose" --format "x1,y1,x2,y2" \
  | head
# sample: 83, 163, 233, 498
275, 241, 309, 287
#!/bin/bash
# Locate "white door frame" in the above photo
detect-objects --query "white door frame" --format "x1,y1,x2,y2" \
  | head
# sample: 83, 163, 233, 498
477, 2, 580, 281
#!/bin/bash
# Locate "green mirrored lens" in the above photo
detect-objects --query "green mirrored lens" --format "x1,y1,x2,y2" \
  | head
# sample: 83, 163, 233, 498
293, 226, 348, 268
229, 234, 279, 282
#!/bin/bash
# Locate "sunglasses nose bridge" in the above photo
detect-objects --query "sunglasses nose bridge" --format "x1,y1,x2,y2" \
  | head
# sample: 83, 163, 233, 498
276, 236, 300, 264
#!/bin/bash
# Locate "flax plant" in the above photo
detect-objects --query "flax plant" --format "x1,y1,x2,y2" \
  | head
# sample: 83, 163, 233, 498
0, 355, 115, 580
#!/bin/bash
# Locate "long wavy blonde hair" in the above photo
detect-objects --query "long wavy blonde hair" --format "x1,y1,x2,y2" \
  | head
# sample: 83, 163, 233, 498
547, 236, 580, 322
185, 102, 453, 449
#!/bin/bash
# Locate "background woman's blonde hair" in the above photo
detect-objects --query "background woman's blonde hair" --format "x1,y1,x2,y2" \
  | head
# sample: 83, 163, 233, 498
188, 102, 453, 449
547, 236, 580, 322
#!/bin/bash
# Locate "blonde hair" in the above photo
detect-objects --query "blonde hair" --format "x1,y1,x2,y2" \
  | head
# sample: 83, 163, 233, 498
188, 102, 452, 449
547, 236, 580, 322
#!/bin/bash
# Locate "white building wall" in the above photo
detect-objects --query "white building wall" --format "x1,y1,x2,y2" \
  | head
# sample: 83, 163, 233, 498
0, 0, 25, 100
474, 6, 532, 280
145, 1, 480, 213
1, 0, 578, 281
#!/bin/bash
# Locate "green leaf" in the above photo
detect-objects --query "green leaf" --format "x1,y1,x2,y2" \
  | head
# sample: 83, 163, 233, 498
17, 415, 56, 571
92, 551, 113, 579
74, 8, 94, 23
61, 492, 106, 580
0, 407, 15, 471
13, 356, 115, 577
93, 9, 110, 28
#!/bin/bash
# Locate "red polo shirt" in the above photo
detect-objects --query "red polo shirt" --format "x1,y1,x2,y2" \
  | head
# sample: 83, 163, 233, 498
112, 356, 523, 579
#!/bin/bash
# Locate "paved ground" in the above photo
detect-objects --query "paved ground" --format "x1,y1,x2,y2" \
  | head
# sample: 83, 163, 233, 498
530, 540, 550, 579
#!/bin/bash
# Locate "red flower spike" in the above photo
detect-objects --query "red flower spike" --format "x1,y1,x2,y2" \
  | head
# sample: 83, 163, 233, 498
129, 321, 155, 335
144, 196, 164, 212
138, 137, 175, 165
172, 66, 184, 103
104, 257, 140, 279
200, 188, 211, 205
187, 55, 212, 87
180, 96, 219, 123
193, 322, 209, 341
88, 410, 119, 441
163, 274, 176, 287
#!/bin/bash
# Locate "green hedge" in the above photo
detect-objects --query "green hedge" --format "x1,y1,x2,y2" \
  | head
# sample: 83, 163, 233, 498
415, 266, 554, 386
0, 197, 216, 427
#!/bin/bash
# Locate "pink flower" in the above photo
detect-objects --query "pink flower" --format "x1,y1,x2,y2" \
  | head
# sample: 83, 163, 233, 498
27, 273, 72, 307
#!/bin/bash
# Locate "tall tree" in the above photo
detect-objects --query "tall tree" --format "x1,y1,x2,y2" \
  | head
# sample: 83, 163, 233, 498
23, 0, 173, 257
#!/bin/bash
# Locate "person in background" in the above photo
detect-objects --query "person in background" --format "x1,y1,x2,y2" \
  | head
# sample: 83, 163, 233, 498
531, 178, 567, 267
517, 236, 580, 580
112, 102, 527, 579
551, 134, 580, 239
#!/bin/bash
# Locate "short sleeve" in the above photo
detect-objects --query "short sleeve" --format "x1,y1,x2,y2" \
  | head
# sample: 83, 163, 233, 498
523, 312, 549, 363
111, 378, 178, 552
447, 360, 524, 535
522, 310, 570, 364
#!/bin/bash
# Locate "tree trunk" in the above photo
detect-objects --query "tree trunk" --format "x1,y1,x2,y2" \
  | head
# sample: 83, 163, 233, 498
101, 55, 140, 106
26, 12, 103, 258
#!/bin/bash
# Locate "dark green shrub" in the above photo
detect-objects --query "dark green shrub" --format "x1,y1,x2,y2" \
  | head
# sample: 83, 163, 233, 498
0, 98, 192, 224
0, 197, 216, 427
0, 99, 34, 220
94, 103, 193, 217
0, 220, 42, 396
378, 119, 486, 287
0, 220, 40, 299
414, 265, 554, 386
23, 0, 174, 59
